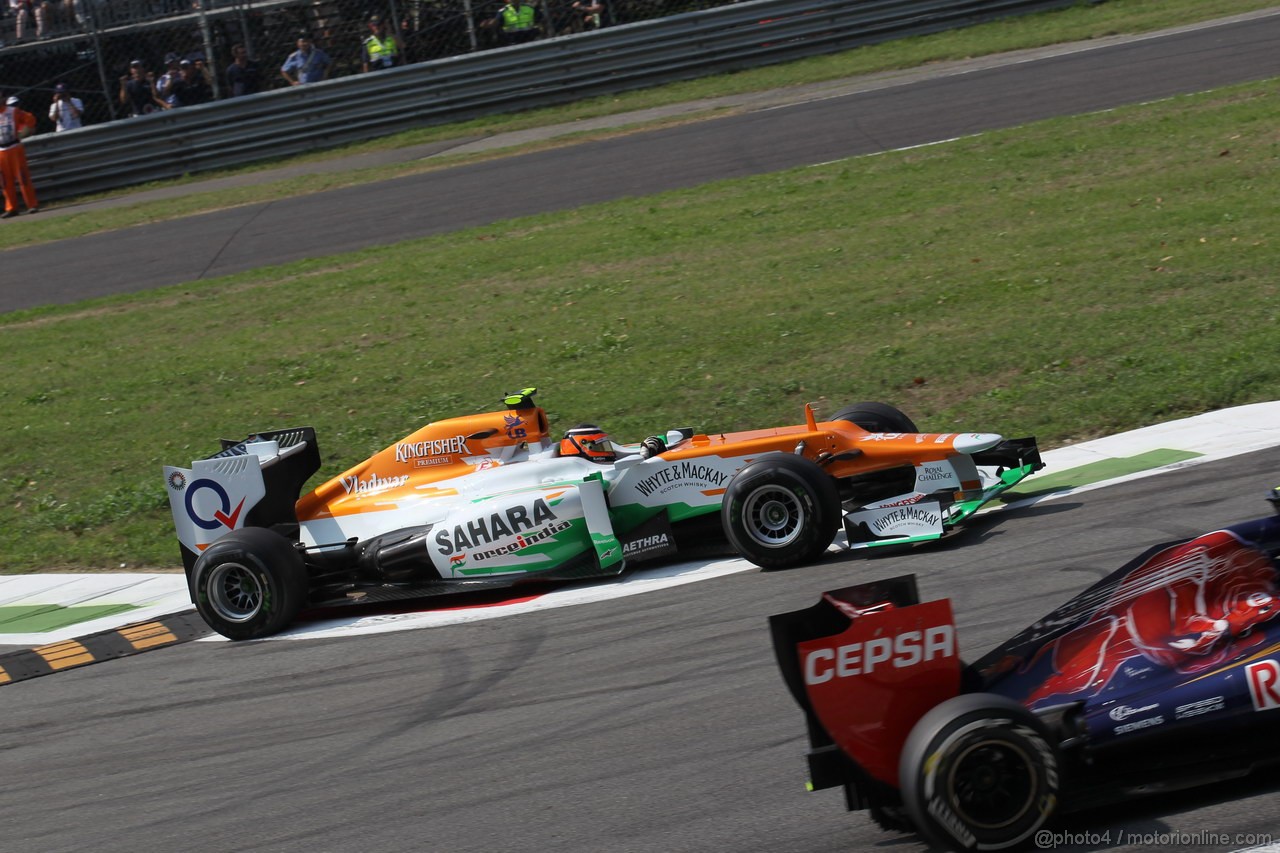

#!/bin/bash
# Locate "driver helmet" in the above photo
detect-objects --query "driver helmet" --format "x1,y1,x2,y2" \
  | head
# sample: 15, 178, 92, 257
559, 425, 616, 463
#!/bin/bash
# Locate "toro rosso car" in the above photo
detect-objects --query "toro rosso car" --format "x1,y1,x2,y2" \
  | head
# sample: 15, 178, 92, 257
770, 489, 1280, 851
163, 388, 1041, 639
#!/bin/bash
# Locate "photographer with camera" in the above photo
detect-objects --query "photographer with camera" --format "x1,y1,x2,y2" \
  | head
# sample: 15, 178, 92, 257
119, 60, 155, 118
48, 83, 83, 132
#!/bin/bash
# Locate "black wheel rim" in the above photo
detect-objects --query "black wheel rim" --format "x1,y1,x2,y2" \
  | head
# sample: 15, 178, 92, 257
946, 738, 1036, 830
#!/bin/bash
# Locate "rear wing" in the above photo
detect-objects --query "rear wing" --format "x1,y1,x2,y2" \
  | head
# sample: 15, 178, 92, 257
769, 576, 962, 794
163, 427, 321, 573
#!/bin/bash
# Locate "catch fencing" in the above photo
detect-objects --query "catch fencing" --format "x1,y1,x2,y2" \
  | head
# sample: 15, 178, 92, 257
2, 0, 727, 125
18, 0, 1089, 201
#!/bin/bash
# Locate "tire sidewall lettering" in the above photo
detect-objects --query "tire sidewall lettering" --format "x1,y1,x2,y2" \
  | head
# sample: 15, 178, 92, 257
919, 714, 1055, 850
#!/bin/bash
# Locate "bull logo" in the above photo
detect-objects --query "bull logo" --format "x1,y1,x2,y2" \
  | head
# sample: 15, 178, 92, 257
1025, 530, 1278, 705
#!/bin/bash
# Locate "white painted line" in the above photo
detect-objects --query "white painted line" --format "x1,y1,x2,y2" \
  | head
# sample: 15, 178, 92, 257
203, 556, 752, 642
805, 136, 966, 169
1015, 401, 1280, 504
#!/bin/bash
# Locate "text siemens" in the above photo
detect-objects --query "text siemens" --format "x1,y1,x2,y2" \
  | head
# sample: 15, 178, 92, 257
804, 625, 955, 684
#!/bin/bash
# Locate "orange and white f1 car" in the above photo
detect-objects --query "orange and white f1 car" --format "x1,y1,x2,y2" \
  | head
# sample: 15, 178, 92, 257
163, 388, 1042, 639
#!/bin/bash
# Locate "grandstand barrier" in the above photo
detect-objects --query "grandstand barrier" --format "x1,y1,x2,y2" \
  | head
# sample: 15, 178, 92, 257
22, 0, 1085, 201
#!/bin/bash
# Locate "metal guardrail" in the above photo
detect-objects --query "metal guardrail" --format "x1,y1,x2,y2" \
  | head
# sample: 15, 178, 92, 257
26, 0, 1082, 201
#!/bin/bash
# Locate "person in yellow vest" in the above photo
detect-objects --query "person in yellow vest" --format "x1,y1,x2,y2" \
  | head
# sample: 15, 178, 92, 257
361, 14, 404, 73
484, 0, 539, 45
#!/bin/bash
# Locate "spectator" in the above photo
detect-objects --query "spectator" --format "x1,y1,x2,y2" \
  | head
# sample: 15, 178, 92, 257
483, 0, 539, 45
48, 82, 83, 131
118, 59, 155, 117
361, 14, 403, 73
571, 0, 604, 30
48, 0, 76, 33
400, 0, 423, 36
280, 35, 331, 86
11, 0, 48, 41
153, 52, 182, 110
196, 57, 214, 85
225, 43, 262, 97
0, 94, 39, 217
175, 58, 214, 106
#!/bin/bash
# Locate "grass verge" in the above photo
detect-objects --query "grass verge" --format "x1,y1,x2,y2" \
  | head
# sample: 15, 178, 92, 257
2, 76, 1277, 570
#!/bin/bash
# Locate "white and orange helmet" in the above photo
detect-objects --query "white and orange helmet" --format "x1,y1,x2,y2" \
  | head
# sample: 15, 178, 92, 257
558, 425, 616, 463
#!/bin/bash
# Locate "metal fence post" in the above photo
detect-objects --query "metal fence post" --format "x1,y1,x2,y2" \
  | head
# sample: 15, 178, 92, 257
87, 18, 119, 122
239, 0, 256, 60
464, 0, 479, 50
197, 0, 222, 100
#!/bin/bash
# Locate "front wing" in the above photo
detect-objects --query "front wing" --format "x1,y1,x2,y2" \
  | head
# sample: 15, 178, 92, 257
841, 437, 1042, 550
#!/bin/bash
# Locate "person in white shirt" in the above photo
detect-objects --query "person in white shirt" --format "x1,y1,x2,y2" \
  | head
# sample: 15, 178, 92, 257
48, 83, 83, 132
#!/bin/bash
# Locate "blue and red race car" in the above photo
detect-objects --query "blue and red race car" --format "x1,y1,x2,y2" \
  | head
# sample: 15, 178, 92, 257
770, 488, 1280, 850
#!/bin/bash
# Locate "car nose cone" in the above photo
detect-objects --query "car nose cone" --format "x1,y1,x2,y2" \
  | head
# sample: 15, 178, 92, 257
953, 433, 1003, 454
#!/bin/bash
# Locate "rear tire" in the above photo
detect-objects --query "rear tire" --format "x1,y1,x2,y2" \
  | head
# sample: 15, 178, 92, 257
722, 454, 840, 569
899, 694, 1059, 851
832, 401, 918, 433
192, 527, 308, 640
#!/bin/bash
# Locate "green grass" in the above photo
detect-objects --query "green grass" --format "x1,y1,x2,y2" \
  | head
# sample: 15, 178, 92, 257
2, 75, 1277, 570
0, 0, 1275, 251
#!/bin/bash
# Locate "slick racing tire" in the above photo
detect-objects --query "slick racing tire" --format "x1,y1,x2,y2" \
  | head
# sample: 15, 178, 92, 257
899, 694, 1059, 851
832, 401, 918, 434
191, 527, 308, 641
722, 453, 840, 570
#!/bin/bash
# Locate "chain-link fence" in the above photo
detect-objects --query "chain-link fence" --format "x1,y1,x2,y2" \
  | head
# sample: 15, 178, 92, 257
0, 0, 736, 132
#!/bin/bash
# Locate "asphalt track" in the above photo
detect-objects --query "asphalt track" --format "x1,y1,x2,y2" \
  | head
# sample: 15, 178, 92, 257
5, 15, 1280, 853
4, 8, 1280, 312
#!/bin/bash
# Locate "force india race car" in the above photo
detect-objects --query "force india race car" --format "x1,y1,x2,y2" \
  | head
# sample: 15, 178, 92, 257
769, 489, 1280, 852
164, 388, 1042, 639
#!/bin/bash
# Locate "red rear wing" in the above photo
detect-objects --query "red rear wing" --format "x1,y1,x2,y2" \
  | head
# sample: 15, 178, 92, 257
771, 576, 962, 787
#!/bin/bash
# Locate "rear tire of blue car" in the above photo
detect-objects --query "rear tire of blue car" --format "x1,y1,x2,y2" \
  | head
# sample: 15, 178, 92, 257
899, 694, 1059, 851
832, 401, 918, 434
192, 527, 308, 641
722, 453, 840, 570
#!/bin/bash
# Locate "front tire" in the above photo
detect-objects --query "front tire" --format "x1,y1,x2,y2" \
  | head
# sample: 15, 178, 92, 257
899, 694, 1059, 851
722, 453, 840, 569
192, 527, 308, 640
832, 401, 918, 433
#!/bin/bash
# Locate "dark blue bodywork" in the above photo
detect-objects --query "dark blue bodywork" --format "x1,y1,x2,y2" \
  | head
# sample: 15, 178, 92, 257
771, 495, 1280, 833
975, 512, 1280, 778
